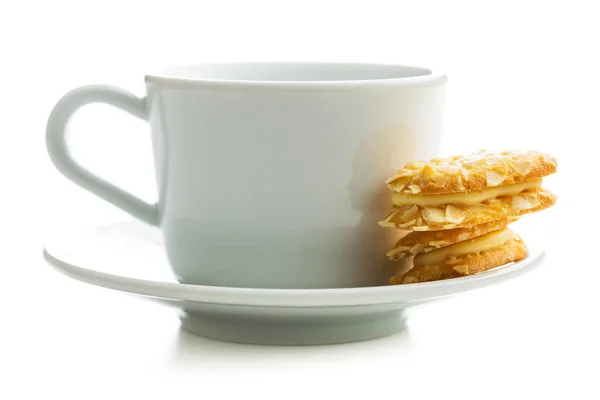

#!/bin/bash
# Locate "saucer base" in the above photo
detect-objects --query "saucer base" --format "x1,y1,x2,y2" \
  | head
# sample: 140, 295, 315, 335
44, 220, 544, 346
179, 310, 407, 345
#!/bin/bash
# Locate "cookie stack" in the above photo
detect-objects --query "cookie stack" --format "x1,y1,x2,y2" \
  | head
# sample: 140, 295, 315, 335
379, 150, 557, 284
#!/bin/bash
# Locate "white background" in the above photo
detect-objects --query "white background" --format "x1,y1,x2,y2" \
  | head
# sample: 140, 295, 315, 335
1, 0, 598, 398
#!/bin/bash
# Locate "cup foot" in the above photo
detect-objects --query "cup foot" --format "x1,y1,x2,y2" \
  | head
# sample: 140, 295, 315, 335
179, 309, 407, 345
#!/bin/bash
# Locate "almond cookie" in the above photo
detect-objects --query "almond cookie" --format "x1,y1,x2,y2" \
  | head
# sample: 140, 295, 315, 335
380, 187, 556, 231
385, 149, 557, 195
390, 228, 528, 284
386, 217, 517, 261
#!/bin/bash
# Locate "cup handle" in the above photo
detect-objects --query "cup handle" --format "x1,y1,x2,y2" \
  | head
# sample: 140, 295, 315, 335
46, 85, 159, 226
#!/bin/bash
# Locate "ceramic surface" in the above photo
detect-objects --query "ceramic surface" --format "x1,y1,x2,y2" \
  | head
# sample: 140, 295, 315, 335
46, 63, 446, 289
44, 221, 544, 345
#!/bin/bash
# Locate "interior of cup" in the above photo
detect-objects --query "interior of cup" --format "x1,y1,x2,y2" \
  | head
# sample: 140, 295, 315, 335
161, 63, 432, 82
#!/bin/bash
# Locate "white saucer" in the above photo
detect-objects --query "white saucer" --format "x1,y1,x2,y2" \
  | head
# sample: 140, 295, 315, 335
44, 221, 544, 345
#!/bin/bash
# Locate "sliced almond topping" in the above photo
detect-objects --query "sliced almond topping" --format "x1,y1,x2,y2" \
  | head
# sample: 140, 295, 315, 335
391, 183, 406, 192
401, 205, 419, 220
486, 170, 506, 187
437, 165, 460, 175
511, 196, 526, 209
408, 184, 422, 194
511, 159, 532, 175
413, 226, 430, 231
386, 246, 412, 259
457, 232, 470, 241
397, 219, 417, 228
406, 161, 426, 170
422, 207, 447, 223
422, 164, 436, 177
381, 208, 402, 223
511, 195, 540, 211
433, 172, 448, 187
384, 175, 398, 184
523, 195, 541, 208
446, 255, 460, 265
429, 240, 451, 248
409, 244, 425, 254
453, 265, 470, 275
445, 205, 467, 224
397, 169, 419, 178
378, 221, 397, 228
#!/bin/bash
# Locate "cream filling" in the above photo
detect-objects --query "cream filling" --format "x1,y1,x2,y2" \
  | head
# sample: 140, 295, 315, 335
413, 228, 516, 267
392, 179, 542, 207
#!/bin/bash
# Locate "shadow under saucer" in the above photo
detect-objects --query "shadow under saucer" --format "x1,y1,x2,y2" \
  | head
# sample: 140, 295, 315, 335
169, 320, 414, 367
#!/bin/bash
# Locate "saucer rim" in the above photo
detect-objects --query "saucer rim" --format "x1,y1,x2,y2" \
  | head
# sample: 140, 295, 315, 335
43, 247, 544, 308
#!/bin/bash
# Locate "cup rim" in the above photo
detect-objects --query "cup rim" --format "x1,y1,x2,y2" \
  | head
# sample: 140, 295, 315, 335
144, 62, 446, 89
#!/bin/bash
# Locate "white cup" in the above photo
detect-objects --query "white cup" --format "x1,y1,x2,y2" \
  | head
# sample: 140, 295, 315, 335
47, 62, 446, 289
